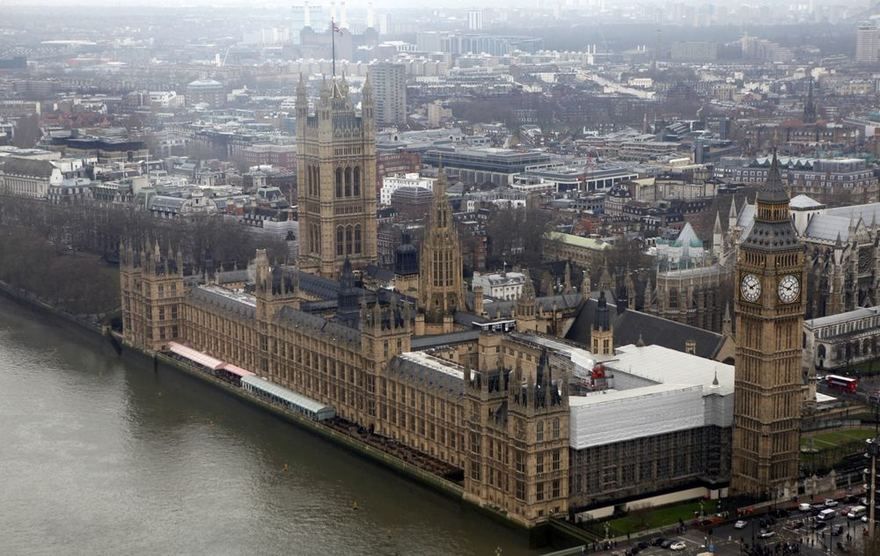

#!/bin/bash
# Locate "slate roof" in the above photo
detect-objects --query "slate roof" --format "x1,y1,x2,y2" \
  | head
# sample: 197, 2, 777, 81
188, 285, 256, 318
276, 305, 361, 346
565, 298, 725, 360
388, 352, 465, 396
411, 330, 481, 350
0, 157, 56, 178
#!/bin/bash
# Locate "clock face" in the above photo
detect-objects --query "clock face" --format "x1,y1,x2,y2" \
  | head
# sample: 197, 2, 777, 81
741, 273, 761, 302
778, 274, 800, 303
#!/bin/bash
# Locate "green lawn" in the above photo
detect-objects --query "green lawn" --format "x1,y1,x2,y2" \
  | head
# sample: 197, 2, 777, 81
850, 359, 880, 375
801, 427, 876, 452
599, 500, 707, 536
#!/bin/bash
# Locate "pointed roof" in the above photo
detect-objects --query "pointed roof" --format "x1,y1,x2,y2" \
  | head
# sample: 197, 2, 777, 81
728, 197, 738, 220
757, 150, 789, 204
789, 194, 822, 210
713, 210, 722, 234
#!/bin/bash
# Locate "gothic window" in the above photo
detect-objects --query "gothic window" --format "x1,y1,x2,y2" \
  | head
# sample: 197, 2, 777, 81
552, 417, 560, 439
315, 167, 320, 195
668, 288, 678, 309
344, 167, 352, 196
345, 225, 353, 255
354, 225, 362, 254
536, 421, 544, 442
335, 167, 343, 198
353, 166, 360, 196
336, 226, 344, 256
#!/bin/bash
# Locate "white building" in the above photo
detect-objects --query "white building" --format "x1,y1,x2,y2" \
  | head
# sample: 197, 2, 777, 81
471, 270, 527, 300
380, 172, 435, 205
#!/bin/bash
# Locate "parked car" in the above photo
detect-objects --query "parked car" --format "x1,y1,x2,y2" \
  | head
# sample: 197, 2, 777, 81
651, 538, 666, 547
661, 540, 675, 549
799, 503, 812, 512
637, 541, 649, 550
758, 530, 776, 539
825, 499, 839, 508
669, 541, 687, 551
734, 520, 748, 529
814, 521, 828, 531
847, 505, 867, 519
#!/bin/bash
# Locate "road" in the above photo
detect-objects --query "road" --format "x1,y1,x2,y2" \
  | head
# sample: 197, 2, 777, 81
588, 506, 869, 556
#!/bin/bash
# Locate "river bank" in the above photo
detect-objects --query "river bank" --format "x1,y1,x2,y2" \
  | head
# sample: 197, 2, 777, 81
0, 281, 569, 550
0, 294, 545, 555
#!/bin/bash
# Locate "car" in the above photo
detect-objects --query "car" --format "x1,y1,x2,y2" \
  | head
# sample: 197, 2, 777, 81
825, 499, 839, 508
758, 530, 776, 539
651, 538, 666, 547
637, 541, 649, 550
669, 541, 687, 551
814, 521, 828, 531
831, 525, 844, 536
734, 520, 748, 529
661, 540, 675, 549
799, 503, 812, 512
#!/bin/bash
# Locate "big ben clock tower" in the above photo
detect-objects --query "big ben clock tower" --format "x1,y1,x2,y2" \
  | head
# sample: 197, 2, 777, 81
731, 152, 805, 499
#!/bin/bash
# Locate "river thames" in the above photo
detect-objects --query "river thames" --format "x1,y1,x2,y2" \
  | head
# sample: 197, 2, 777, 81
0, 297, 540, 555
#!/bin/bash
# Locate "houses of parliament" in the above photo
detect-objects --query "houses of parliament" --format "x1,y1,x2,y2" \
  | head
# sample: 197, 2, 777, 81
120, 75, 807, 526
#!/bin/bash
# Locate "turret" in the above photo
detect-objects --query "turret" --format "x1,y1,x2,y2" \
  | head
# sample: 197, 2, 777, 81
592, 291, 614, 356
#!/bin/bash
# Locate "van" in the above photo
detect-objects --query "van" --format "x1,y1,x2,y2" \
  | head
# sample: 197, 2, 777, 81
847, 506, 867, 519
818, 508, 836, 521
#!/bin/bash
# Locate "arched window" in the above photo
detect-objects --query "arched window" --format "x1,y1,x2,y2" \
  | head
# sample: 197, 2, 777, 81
315, 167, 320, 195
336, 226, 344, 256
344, 167, 352, 197
353, 166, 361, 196
354, 224, 362, 254
335, 168, 343, 198
818, 344, 826, 359
345, 225, 353, 255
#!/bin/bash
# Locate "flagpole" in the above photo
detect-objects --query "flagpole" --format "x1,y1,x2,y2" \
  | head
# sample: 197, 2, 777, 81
331, 18, 336, 77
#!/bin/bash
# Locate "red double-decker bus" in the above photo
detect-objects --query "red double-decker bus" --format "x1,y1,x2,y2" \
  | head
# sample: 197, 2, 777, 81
825, 374, 858, 393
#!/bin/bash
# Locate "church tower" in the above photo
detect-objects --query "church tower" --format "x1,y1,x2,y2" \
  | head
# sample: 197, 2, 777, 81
419, 168, 464, 331
296, 73, 378, 278
731, 152, 805, 499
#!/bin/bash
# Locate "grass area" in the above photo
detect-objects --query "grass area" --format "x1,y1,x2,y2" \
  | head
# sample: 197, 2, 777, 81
801, 427, 876, 452
594, 500, 706, 537
850, 359, 880, 375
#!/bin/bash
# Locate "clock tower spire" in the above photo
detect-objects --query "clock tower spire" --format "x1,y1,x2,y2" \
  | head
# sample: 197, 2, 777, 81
731, 151, 805, 499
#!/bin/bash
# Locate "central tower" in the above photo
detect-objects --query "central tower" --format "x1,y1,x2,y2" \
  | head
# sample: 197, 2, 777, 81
296, 73, 378, 278
419, 168, 464, 331
731, 152, 805, 499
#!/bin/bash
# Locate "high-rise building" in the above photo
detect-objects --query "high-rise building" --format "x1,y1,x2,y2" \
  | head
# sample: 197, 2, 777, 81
856, 23, 880, 63
467, 9, 483, 31
731, 152, 805, 499
296, 74, 378, 278
369, 63, 407, 126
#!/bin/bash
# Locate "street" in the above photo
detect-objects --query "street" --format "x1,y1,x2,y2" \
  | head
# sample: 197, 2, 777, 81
587, 506, 870, 556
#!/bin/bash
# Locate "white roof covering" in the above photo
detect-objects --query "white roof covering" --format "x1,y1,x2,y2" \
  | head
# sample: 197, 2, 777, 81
397, 351, 466, 380
609, 344, 735, 396
168, 341, 224, 370
816, 392, 836, 404
242, 375, 332, 414
789, 194, 824, 210
569, 384, 705, 449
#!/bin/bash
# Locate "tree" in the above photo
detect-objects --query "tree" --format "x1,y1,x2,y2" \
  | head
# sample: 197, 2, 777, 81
12, 114, 42, 148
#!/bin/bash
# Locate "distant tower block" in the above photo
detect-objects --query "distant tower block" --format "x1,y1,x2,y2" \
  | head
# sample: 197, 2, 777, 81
366, 0, 375, 28
303, 0, 311, 27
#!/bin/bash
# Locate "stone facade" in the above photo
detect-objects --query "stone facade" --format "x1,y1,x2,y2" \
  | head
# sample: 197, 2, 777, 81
296, 75, 378, 278
731, 154, 804, 499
